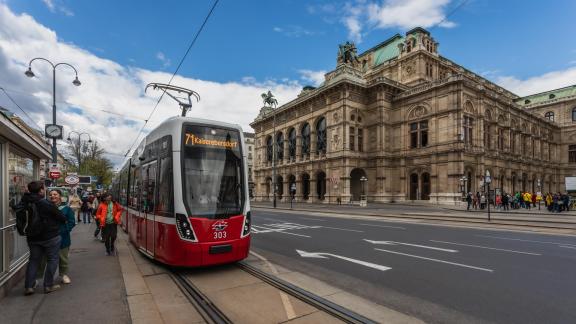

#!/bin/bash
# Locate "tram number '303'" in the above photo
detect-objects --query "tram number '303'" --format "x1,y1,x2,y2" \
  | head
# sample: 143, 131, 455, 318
214, 231, 227, 239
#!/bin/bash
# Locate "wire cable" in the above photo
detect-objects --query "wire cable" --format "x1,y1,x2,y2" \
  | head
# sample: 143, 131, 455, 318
123, 0, 220, 157
0, 86, 44, 131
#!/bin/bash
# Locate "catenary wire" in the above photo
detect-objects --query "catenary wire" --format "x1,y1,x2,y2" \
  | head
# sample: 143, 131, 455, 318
122, 0, 220, 157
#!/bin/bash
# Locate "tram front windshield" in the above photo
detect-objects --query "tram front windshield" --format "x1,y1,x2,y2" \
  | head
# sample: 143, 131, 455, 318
182, 125, 244, 219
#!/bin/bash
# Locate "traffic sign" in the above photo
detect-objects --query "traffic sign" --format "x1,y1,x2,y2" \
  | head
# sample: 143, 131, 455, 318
65, 174, 80, 185
49, 171, 61, 179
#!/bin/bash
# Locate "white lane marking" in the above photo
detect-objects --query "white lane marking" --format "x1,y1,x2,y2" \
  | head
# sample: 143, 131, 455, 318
320, 226, 364, 233
364, 239, 458, 253
559, 245, 576, 250
251, 225, 311, 238
430, 240, 541, 256
296, 249, 392, 272
477, 235, 576, 247
250, 251, 296, 320
374, 248, 494, 273
359, 223, 406, 230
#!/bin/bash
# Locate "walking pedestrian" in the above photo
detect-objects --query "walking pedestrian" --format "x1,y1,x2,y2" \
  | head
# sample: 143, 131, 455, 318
68, 192, 82, 223
20, 181, 66, 295
49, 189, 76, 284
502, 193, 509, 211
466, 192, 472, 211
95, 193, 123, 256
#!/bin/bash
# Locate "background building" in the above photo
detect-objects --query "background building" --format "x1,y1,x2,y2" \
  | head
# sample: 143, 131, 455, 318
251, 28, 575, 204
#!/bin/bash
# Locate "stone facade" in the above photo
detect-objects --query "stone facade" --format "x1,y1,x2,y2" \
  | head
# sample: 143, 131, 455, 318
250, 28, 576, 204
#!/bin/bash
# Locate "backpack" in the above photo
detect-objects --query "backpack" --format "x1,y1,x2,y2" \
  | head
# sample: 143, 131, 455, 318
14, 201, 46, 237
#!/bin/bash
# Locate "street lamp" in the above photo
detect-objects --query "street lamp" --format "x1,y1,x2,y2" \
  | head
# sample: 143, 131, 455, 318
67, 131, 92, 174
25, 58, 81, 167
484, 170, 492, 221
459, 175, 468, 199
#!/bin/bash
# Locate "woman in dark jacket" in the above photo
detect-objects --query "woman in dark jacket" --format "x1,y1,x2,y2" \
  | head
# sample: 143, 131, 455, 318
49, 189, 76, 284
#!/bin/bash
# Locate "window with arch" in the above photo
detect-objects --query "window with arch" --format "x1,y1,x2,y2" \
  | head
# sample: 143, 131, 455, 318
316, 117, 327, 154
569, 145, 576, 163
545, 111, 554, 122
463, 116, 473, 145
276, 132, 284, 161
410, 120, 428, 148
288, 128, 296, 160
266, 136, 273, 162
572, 108, 576, 121
301, 123, 310, 156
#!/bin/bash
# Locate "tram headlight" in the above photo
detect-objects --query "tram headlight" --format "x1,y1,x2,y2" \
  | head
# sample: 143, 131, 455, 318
242, 211, 251, 236
176, 213, 196, 241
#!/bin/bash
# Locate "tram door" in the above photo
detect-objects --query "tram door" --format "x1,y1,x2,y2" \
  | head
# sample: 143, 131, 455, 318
142, 161, 157, 256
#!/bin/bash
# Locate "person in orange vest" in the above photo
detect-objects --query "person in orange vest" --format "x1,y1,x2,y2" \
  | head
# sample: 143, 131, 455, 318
95, 193, 122, 256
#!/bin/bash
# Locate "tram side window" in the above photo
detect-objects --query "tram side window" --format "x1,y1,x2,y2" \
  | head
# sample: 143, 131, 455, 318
130, 167, 141, 209
157, 157, 174, 217
120, 168, 129, 206
142, 163, 157, 213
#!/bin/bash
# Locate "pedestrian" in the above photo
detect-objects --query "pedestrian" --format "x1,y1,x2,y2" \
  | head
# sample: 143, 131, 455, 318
466, 192, 472, 211
20, 181, 67, 295
48, 189, 76, 284
68, 192, 82, 223
95, 193, 123, 256
495, 194, 502, 210
502, 193, 509, 210
80, 196, 91, 224
480, 193, 486, 209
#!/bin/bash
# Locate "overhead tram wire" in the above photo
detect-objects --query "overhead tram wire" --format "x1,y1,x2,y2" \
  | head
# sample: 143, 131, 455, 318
0, 85, 152, 122
429, 0, 471, 30
0, 86, 44, 131
123, 0, 220, 157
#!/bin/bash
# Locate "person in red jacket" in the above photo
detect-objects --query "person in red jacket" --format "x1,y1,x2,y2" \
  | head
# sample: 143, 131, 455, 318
95, 193, 122, 256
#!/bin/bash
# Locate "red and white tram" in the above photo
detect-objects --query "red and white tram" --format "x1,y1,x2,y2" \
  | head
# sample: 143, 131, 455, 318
111, 117, 251, 267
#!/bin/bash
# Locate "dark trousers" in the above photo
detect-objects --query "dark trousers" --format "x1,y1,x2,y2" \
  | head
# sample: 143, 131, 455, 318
94, 219, 101, 237
25, 236, 61, 289
102, 223, 118, 253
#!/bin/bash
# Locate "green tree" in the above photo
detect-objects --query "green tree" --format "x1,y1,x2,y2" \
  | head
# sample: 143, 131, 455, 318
64, 139, 114, 186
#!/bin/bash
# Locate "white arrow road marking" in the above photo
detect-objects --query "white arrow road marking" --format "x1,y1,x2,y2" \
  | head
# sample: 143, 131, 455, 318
375, 248, 494, 273
359, 223, 406, 230
320, 226, 364, 233
476, 235, 576, 248
364, 239, 458, 253
430, 240, 541, 256
296, 250, 392, 272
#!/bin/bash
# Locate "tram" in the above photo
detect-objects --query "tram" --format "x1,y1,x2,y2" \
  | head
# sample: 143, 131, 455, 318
111, 117, 251, 267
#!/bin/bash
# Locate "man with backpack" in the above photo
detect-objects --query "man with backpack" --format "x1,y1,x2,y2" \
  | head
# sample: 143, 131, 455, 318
16, 181, 67, 295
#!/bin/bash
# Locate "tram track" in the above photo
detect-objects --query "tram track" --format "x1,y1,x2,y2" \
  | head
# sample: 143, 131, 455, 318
171, 271, 233, 324
236, 261, 377, 324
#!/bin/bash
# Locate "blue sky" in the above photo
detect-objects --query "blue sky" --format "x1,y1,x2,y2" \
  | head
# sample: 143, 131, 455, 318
1, 0, 575, 166
7, 0, 576, 84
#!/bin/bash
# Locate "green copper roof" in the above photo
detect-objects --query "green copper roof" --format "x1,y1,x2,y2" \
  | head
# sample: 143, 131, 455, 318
515, 84, 576, 106
373, 36, 404, 66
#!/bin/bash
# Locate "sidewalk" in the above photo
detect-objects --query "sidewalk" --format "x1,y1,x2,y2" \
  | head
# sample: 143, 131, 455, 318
251, 201, 576, 232
0, 222, 130, 324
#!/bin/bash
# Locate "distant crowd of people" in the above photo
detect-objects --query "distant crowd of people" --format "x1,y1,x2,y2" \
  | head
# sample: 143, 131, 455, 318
466, 191, 573, 212
15, 181, 122, 296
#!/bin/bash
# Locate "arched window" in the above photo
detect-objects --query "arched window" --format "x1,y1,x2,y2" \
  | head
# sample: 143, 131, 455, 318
301, 123, 310, 156
545, 111, 554, 122
266, 136, 273, 162
275, 132, 284, 160
316, 117, 327, 154
288, 128, 296, 160
572, 108, 576, 121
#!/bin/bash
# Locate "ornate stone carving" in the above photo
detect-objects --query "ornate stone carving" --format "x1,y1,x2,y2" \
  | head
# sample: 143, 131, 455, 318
332, 133, 341, 150
402, 61, 416, 78
407, 106, 428, 120
333, 112, 340, 123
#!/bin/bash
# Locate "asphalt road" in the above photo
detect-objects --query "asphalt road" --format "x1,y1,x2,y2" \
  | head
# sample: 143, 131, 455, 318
250, 209, 576, 324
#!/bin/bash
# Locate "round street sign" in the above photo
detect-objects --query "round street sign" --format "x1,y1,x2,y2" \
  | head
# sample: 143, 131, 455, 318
65, 174, 79, 185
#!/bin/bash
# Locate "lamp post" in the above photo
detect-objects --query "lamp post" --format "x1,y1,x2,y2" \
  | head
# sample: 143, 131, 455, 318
25, 58, 81, 165
485, 170, 492, 221
67, 131, 92, 174
459, 175, 468, 199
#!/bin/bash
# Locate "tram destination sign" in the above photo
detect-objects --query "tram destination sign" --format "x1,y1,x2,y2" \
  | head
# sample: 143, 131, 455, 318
184, 133, 238, 149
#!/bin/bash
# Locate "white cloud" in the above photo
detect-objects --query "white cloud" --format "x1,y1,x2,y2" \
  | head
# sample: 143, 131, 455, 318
312, 0, 457, 43
272, 25, 318, 38
494, 67, 576, 96
0, 4, 302, 167
156, 51, 171, 68
42, 0, 74, 16
298, 69, 326, 87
